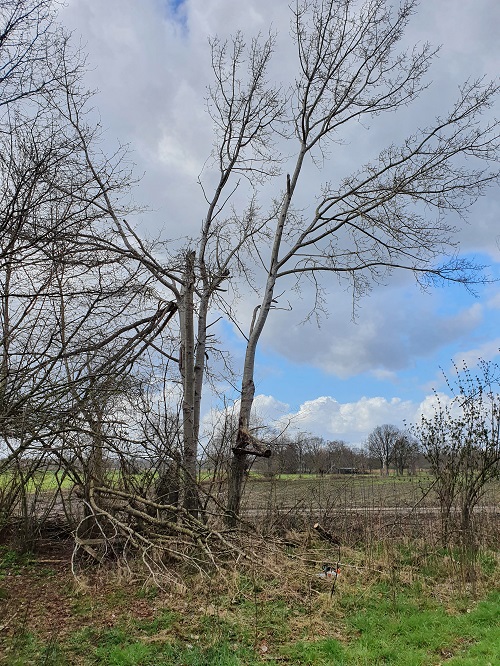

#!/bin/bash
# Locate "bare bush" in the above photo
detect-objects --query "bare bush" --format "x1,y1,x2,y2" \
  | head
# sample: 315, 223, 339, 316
412, 361, 500, 550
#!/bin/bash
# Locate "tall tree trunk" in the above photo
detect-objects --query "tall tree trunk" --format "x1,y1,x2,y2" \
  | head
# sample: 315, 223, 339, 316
193, 280, 209, 459
226, 154, 305, 525
226, 370, 256, 524
226, 272, 281, 523
79, 402, 106, 539
0, 263, 10, 421
179, 251, 199, 515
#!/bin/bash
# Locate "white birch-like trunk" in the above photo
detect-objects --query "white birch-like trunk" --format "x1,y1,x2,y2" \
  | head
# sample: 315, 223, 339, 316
226, 154, 306, 524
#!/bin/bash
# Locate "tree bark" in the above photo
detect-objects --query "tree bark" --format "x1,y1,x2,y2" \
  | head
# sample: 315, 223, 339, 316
227, 155, 305, 525
178, 251, 199, 515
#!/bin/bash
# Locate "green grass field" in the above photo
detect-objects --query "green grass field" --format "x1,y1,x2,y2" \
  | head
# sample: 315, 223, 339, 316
1, 537, 499, 665
0, 469, 74, 494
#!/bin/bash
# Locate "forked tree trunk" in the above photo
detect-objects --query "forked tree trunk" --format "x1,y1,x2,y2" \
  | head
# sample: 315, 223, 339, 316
226, 157, 304, 525
0, 263, 11, 420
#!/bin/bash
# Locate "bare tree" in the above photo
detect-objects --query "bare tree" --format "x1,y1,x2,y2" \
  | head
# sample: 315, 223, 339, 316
367, 424, 400, 475
57, 31, 287, 515
0, 3, 182, 543
392, 431, 420, 475
412, 361, 500, 549
9, 0, 497, 532
0, 0, 63, 113
326, 440, 364, 472
58, 1, 498, 524
222, 0, 499, 520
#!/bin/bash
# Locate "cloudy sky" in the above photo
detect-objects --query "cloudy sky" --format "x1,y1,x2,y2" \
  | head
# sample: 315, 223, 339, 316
59, 0, 500, 445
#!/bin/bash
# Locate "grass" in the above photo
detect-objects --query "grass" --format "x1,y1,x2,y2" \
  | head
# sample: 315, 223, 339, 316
0, 546, 34, 574
1, 536, 499, 666
338, 588, 500, 665
2, 469, 497, 511
1, 473, 499, 664
0, 469, 74, 493
240, 475, 500, 528
3, 587, 499, 664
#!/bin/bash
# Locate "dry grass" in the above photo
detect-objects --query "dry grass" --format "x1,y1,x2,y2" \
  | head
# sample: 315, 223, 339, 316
1, 528, 499, 665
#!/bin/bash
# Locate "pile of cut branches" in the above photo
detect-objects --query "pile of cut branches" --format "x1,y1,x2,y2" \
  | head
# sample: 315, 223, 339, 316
70, 483, 274, 586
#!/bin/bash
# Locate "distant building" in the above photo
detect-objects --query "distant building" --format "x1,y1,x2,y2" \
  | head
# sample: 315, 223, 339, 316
333, 467, 361, 474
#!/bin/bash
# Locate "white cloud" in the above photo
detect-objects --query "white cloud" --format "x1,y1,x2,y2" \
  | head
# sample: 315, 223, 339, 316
200, 393, 289, 437
201, 392, 415, 445
158, 132, 202, 177
416, 392, 452, 421
276, 389, 486, 443
56, 0, 500, 413
271, 394, 415, 445
235, 391, 462, 445
59, 0, 500, 251
486, 293, 500, 310
452, 339, 500, 369
251, 394, 290, 422
202, 382, 499, 448
370, 369, 398, 381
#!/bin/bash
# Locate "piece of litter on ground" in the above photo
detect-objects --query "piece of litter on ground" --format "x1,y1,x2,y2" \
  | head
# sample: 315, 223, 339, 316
317, 565, 341, 578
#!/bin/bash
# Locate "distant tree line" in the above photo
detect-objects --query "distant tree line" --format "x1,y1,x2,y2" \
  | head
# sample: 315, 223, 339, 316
241, 425, 425, 476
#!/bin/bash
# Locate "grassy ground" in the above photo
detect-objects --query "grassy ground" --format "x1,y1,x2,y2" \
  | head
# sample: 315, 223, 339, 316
241, 474, 500, 511
1, 474, 499, 664
1, 536, 499, 665
0, 470, 74, 493
2, 470, 498, 508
